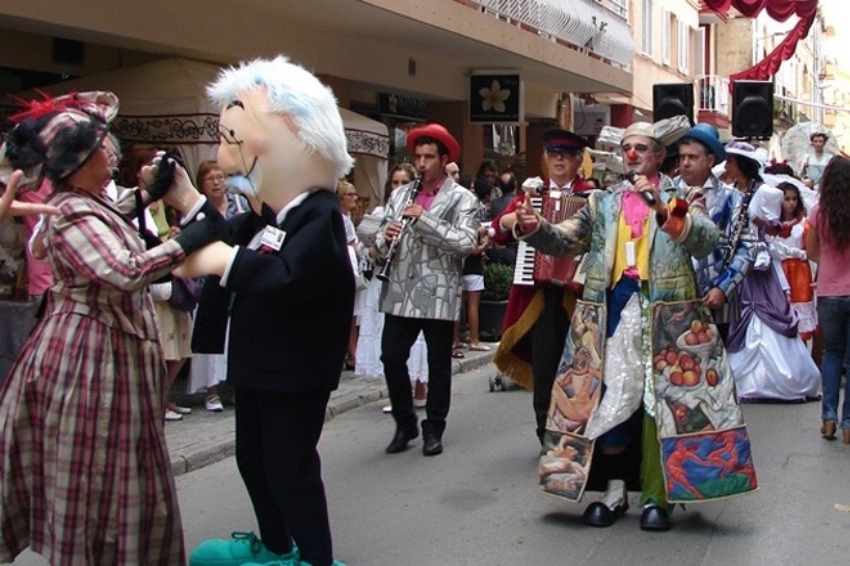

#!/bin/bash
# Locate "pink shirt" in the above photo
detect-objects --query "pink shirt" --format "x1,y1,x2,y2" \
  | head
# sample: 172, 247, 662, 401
620, 181, 652, 280
809, 204, 850, 297
414, 176, 446, 211
18, 181, 54, 297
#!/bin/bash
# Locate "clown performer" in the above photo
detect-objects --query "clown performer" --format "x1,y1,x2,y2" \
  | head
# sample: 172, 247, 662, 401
0, 91, 225, 564
179, 57, 353, 566
515, 121, 758, 532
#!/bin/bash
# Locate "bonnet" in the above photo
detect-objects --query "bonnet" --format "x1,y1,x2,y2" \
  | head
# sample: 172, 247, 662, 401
0, 90, 118, 189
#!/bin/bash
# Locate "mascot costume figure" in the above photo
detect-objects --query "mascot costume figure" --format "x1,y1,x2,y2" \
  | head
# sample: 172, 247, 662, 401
180, 56, 354, 566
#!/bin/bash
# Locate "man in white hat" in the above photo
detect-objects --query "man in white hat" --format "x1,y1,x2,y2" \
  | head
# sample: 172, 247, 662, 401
514, 121, 757, 532
676, 124, 755, 342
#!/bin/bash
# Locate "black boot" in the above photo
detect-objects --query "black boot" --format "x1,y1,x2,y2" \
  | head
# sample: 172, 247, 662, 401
385, 417, 418, 454
421, 419, 445, 456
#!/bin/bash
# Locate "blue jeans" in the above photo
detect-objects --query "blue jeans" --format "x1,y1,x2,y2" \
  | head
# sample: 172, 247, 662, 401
816, 296, 850, 428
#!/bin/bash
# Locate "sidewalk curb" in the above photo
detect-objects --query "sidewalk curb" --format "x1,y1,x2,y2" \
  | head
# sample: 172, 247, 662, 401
169, 350, 495, 477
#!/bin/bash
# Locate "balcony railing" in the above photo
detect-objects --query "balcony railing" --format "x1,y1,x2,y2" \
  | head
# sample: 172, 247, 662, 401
464, 0, 635, 68
696, 75, 729, 116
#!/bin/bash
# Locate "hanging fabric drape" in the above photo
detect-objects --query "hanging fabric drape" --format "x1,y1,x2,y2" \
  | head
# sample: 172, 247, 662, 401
701, 0, 820, 84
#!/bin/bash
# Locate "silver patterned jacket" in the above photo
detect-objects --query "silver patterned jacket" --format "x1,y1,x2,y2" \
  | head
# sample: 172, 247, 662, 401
374, 178, 480, 321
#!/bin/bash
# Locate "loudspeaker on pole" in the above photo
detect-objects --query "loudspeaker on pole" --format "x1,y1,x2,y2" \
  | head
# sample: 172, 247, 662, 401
732, 80, 774, 139
652, 83, 694, 124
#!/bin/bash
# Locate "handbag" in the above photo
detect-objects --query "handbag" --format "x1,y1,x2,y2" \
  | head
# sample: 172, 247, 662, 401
347, 245, 367, 291
134, 190, 172, 283
753, 241, 771, 271
168, 277, 201, 312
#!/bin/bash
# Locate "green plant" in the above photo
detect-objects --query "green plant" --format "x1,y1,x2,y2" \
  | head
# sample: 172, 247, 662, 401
482, 262, 513, 302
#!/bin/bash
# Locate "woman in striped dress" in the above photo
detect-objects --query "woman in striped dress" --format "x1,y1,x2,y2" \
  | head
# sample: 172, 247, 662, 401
0, 91, 222, 565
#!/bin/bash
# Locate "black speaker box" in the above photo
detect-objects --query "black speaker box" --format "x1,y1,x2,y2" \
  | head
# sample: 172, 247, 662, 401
653, 83, 694, 124
732, 81, 773, 139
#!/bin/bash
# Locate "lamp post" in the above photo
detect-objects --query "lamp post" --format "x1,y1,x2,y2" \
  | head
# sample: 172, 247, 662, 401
811, 22, 824, 124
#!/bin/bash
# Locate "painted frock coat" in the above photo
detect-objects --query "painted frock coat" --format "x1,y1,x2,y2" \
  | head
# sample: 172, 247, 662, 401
523, 178, 758, 504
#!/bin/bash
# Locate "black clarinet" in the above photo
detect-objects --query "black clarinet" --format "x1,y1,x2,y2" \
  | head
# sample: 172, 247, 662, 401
723, 178, 757, 269
376, 179, 421, 282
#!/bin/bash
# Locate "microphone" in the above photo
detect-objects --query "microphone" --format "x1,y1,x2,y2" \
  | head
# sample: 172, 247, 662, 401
626, 170, 656, 206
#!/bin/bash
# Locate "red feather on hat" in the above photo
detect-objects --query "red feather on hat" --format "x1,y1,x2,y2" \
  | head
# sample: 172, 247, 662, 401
8, 89, 83, 124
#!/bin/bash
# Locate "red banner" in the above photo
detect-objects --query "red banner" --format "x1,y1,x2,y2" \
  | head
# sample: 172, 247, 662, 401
701, 0, 819, 84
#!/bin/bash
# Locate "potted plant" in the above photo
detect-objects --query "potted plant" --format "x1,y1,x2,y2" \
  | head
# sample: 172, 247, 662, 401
479, 262, 513, 342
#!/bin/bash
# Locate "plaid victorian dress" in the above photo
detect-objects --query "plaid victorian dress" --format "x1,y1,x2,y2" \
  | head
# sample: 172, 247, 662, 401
0, 188, 187, 565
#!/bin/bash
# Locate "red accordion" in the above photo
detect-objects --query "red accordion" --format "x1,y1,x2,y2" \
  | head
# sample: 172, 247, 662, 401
513, 190, 588, 294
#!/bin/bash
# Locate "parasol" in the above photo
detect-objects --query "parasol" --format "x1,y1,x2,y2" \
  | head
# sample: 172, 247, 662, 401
780, 122, 839, 177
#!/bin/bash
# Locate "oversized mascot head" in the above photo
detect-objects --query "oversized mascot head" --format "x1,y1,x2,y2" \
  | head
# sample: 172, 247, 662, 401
207, 56, 354, 211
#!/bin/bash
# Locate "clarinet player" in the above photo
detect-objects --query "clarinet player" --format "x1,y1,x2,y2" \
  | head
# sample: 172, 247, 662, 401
373, 123, 480, 456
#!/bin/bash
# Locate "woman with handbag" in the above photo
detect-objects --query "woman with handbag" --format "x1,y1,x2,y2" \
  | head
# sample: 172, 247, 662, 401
723, 141, 820, 403
355, 164, 430, 411
188, 160, 250, 412
128, 148, 197, 422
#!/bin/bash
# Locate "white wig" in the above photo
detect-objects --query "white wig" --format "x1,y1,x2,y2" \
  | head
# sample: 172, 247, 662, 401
207, 55, 354, 181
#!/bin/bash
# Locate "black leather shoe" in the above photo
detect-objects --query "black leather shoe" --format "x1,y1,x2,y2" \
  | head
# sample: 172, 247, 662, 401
385, 427, 418, 454
582, 500, 628, 527
421, 419, 444, 456
639, 504, 672, 531
422, 433, 443, 456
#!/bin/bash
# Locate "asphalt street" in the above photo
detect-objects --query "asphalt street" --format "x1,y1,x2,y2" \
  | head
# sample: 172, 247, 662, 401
11, 362, 850, 565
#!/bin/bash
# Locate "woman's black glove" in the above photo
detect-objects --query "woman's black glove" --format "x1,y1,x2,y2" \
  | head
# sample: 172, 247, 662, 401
146, 150, 185, 201
173, 200, 225, 255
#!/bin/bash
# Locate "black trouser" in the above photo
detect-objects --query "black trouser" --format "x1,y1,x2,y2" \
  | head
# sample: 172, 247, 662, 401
531, 286, 571, 442
381, 314, 454, 429
235, 386, 334, 566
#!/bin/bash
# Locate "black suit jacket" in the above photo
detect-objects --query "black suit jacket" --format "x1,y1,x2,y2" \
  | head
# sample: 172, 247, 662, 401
193, 190, 354, 393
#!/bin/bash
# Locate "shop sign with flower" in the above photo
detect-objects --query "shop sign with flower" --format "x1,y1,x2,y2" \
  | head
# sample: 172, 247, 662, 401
468, 73, 523, 123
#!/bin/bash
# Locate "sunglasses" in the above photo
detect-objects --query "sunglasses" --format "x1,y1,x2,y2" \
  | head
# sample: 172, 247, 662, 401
546, 148, 582, 159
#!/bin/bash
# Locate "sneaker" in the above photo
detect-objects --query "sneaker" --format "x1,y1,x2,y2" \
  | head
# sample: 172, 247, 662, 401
189, 531, 298, 566
170, 404, 193, 415
242, 561, 345, 566
164, 410, 184, 422
413, 397, 427, 409
205, 395, 224, 413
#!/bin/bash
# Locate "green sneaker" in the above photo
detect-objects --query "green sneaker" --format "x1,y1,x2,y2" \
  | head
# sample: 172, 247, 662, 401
189, 531, 298, 566
241, 561, 345, 566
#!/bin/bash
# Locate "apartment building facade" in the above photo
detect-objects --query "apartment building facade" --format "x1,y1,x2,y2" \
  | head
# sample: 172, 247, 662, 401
0, 0, 835, 181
